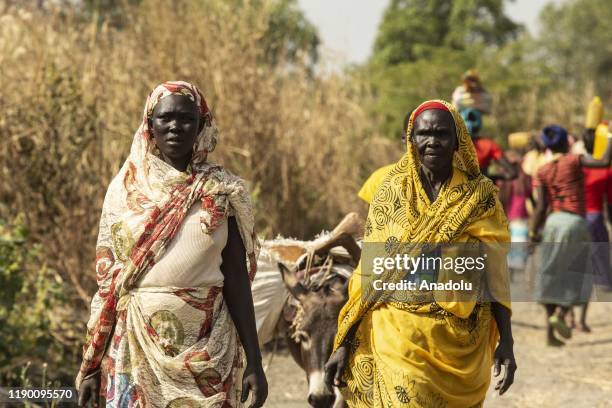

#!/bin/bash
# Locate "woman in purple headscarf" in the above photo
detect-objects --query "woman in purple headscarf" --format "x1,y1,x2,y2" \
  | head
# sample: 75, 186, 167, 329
529, 124, 612, 346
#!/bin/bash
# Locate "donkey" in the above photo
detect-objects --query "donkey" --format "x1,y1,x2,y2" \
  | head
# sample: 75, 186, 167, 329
278, 261, 351, 408
264, 213, 361, 407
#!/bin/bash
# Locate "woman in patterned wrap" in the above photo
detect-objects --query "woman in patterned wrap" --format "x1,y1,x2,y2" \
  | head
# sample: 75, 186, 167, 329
76, 81, 267, 408
529, 125, 612, 346
324, 100, 516, 407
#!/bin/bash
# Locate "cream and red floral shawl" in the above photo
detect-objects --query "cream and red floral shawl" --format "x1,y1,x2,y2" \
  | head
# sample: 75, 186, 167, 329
76, 81, 258, 392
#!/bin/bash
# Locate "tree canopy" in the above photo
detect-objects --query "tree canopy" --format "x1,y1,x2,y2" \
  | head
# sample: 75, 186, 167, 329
372, 0, 521, 66
262, 0, 320, 67
538, 0, 612, 96
367, 0, 522, 138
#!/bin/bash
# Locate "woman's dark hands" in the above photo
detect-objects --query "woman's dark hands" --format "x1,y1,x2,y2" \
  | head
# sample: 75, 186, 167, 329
240, 363, 268, 408
493, 339, 517, 395
324, 345, 349, 391
77, 372, 101, 407
527, 232, 541, 255
222, 217, 267, 407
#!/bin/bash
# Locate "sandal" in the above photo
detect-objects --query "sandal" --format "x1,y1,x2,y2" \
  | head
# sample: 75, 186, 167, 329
549, 315, 572, 339
547, 336, 565, 347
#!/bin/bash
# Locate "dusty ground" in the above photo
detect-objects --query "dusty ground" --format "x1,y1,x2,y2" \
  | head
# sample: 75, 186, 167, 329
262, 301, 612, 407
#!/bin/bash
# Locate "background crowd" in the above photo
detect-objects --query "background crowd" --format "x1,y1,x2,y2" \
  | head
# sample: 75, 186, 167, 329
0, 0, 611, 396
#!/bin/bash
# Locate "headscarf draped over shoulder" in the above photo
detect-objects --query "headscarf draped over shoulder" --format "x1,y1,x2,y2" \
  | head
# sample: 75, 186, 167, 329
335, 100, 509, 350
76, 81, 258, 387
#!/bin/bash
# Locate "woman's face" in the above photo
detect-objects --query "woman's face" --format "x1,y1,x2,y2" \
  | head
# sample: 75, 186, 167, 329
150, 94, 202, 163
412, 109, 457, 173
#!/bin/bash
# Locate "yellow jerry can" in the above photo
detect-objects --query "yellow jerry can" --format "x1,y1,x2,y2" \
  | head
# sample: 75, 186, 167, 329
508, 132, 531, 150
586, 96, 604, 129
593, 121, 609, 160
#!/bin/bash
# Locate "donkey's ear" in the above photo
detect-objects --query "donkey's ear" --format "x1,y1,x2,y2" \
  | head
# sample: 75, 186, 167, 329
326, 276, 350, 298
278, 262, 309, 302
341, 277, 350, 296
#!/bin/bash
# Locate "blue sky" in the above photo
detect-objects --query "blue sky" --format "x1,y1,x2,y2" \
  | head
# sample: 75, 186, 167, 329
297, 0, 565, 65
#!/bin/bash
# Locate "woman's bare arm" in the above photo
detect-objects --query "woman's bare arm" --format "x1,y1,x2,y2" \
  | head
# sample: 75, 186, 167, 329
221, 217, 261, 364
491, 302, 516, 395
580, 131, 612, 168
529, 185, 548, 240
221, 216, 267, 407
497, 155, 518, 180
324, 321, 359, 390
314, 232, 362, 264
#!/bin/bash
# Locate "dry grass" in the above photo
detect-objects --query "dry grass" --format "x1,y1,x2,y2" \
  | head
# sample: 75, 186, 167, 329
0, 0, 396, 382
0, 0, 390, 324
4, 0, 599, 385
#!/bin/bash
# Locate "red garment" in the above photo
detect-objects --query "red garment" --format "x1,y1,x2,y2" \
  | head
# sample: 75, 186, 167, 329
473, 137, 503, 170
583, 166, 612, 213
500, 173, 531, 220
413, 101, 449, 118
534, 154, 585, 216
498, 162, 532, 221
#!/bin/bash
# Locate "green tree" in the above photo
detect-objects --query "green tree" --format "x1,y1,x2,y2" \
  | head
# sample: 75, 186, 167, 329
372, 0, 520, 66
368, 0, 522, 138
0, 219, 68, 384
261, 0, 320, 67
538, 0, 612, 99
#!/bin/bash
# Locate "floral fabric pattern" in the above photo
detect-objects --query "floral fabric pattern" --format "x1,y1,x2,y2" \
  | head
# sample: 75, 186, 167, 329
76, 81, 258, 408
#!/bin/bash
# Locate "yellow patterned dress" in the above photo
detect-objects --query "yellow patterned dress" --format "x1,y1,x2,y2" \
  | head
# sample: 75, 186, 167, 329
334, 100, 510, 408
358, 164, 395, 204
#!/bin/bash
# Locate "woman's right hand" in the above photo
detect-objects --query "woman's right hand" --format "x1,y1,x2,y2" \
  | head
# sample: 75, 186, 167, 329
78, 372, 101, 408
324, 345, 349, 391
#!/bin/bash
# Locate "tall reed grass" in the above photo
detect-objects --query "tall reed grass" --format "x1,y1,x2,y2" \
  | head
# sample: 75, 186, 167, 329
8, 0, 597, 385
0, 0, 396, 382
0, 0, 395, 382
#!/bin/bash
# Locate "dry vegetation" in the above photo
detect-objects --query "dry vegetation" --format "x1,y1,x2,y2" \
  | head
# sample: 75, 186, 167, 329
2, 0, 602, 388
0, 0, 396, 383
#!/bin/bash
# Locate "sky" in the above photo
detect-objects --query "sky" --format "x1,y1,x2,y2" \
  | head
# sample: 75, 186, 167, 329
297, 0, 565, 65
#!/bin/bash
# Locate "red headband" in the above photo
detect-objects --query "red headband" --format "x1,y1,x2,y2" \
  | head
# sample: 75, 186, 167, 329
412, 101, 450, 121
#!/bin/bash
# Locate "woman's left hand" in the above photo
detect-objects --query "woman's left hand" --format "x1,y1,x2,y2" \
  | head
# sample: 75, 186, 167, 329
493, 339, 517, 395
240, 363, 268, 408
527, 232, 540, 255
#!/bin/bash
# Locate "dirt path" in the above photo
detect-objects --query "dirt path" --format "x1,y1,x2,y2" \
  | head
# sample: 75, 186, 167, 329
263, 302, 612, 407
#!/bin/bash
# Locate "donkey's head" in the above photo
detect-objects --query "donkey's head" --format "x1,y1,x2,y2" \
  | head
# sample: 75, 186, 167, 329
278, 262, 349, 408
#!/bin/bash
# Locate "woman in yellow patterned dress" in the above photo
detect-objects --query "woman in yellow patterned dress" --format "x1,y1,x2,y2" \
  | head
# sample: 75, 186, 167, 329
325, 100, 516, 407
